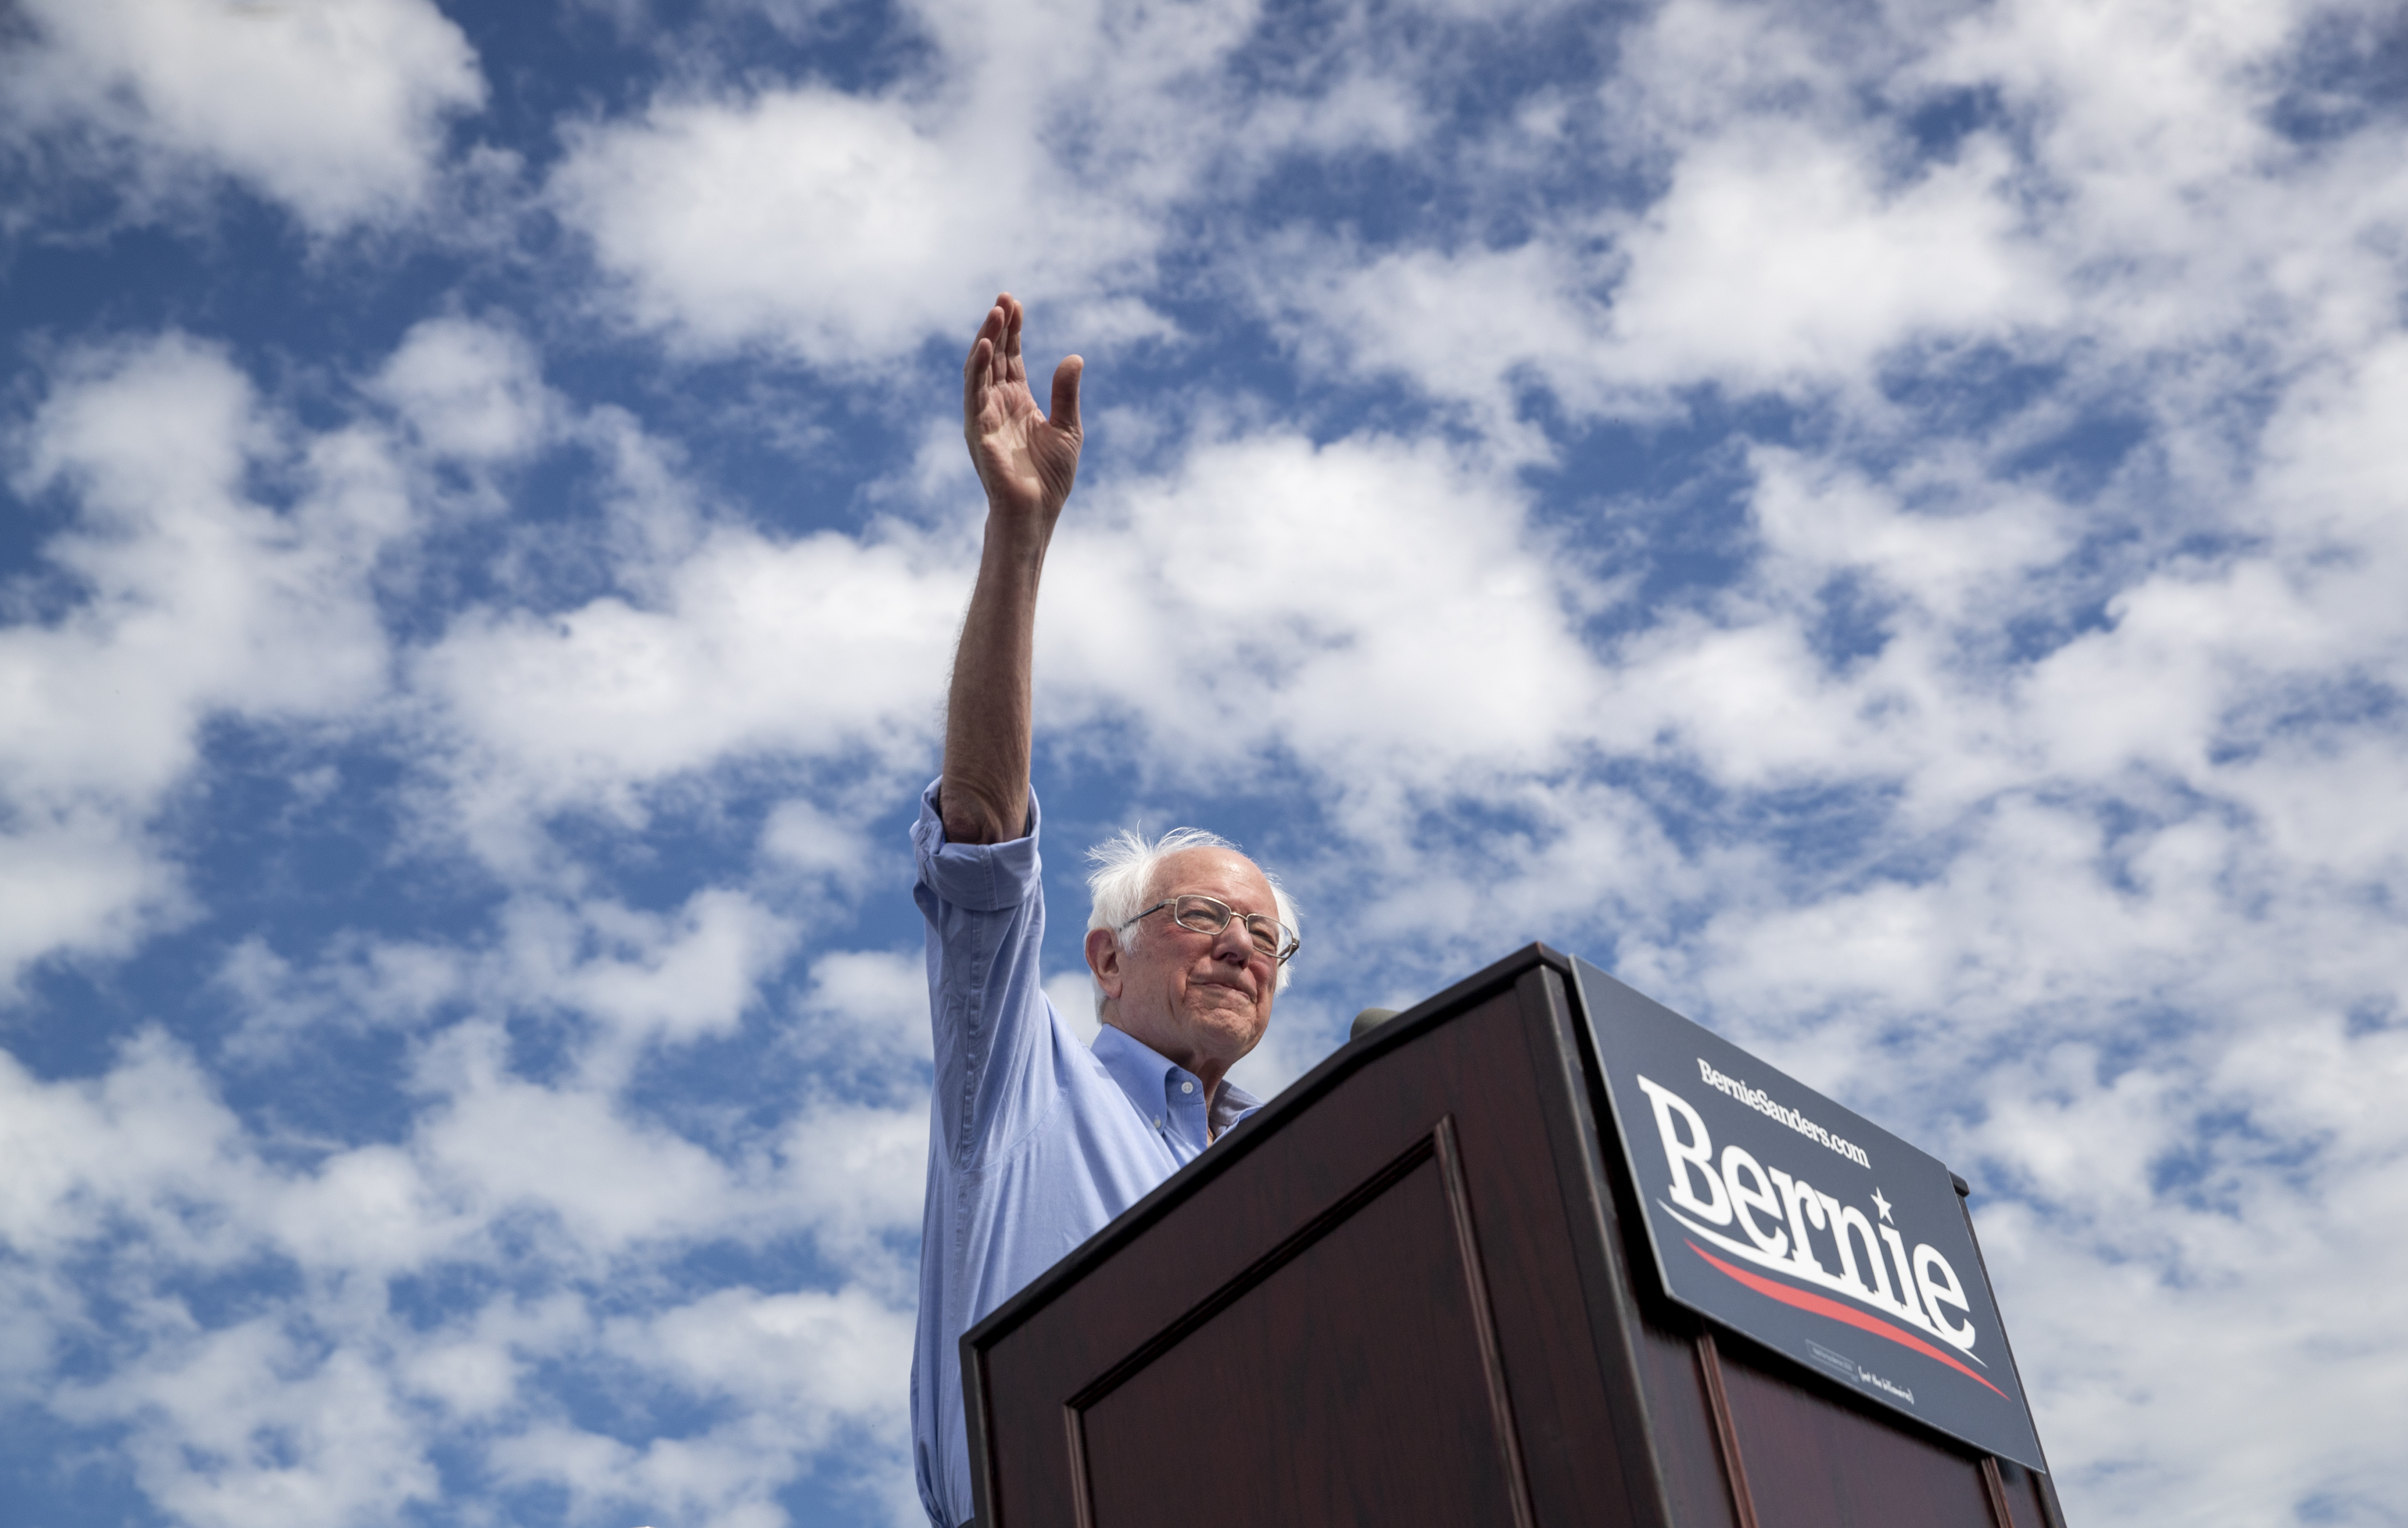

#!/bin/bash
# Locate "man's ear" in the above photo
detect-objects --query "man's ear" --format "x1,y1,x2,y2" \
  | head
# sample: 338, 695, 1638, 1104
1084, 927, 1124, 998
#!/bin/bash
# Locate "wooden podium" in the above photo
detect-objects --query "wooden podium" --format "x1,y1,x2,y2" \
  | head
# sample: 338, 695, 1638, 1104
963, 945, 2067, 1528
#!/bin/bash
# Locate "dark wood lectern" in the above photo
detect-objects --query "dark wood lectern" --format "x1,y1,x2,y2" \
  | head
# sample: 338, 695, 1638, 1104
964, 945, 2066, 1528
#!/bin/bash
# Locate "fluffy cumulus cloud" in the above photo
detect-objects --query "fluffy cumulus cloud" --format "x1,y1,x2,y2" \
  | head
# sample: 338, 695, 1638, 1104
0, 320, 940, 1521
0, 335, 409, 989
370, 317, 556, 464
548, 0, 1449, 365
1041, 428, 1600, 785
0, 1017, 916, 1528
3, 0, 2407, 1525
0, 0, 485, 232
411, 519, 965, 864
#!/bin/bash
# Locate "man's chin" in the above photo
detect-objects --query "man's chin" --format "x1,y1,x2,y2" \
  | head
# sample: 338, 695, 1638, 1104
1177, 998, 1265, 1049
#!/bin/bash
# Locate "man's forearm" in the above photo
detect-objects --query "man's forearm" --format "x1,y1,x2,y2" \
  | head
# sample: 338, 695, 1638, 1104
941, 508, 1054, 845
943, 294, 1082, 843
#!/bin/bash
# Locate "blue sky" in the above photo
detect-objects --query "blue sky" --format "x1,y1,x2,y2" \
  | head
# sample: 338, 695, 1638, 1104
3, 1, 2404, 1525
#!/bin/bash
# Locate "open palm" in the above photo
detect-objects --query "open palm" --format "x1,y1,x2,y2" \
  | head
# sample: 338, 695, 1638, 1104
963, 293, 1083, 522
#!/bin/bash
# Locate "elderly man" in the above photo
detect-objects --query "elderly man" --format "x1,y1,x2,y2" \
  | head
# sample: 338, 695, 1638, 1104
907, 294, 1301, 1527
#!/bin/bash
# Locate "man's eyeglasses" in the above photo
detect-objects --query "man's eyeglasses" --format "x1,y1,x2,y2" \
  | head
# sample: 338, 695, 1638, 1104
1120, 893, 1300, 964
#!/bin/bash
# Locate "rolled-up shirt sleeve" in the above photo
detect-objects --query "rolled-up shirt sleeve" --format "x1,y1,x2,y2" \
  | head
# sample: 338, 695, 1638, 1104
911, 778, 1060, 1171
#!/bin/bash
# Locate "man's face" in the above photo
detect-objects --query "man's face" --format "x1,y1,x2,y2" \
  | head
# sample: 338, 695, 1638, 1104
1087, 847, 1280, 1083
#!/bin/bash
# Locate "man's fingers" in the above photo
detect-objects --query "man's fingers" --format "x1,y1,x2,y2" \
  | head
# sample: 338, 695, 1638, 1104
962, 335, 993, 423
1047, 355, 1084, 436
966, 299, 1007, 374
965, 297, 1072, 448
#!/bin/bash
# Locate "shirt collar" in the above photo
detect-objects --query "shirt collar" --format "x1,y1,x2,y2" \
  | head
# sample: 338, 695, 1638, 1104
1092, 1022, 1265, 1139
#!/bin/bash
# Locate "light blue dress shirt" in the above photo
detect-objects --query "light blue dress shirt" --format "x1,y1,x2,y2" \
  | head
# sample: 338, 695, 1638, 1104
909, 779, 1263, 1528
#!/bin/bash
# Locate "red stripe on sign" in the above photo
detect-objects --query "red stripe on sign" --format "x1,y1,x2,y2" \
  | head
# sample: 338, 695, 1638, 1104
1684, 1240, 2011, 1401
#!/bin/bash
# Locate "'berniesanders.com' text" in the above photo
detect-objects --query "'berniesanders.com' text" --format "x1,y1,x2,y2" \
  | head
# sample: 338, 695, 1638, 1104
1695, 1058, 1874, 1169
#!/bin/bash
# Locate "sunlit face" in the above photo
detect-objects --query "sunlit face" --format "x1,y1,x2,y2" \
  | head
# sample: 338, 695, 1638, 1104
1085, 847, 1280, 1084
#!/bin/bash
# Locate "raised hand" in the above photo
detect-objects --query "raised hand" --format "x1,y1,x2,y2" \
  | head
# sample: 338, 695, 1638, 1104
941, 294, 1085, 845
962, 293, 1083, 523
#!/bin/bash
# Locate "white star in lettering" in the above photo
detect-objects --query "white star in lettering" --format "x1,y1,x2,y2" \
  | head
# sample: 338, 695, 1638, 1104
1872, 1187, 1894, 1223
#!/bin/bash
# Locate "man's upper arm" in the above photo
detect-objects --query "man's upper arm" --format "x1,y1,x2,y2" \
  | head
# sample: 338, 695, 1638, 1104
913, 779, 1058, 1167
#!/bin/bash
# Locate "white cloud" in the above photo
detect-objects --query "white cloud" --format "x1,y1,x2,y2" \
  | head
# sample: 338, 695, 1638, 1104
410, 518, 967, 868
0, 335, 410, 991
1225, 992, 1341, 1100
225, 886, 809, 1087
218, 932, 469, 1060
547, 10, 1189, 369
775, 1102, 929, 1282
611, 1284, 912, 1431
761, 795, 880, 890
0, 1005, 929, 1528
0, 1029, 257, 1268
1746, 448, 2071, 623
1951, 1001, 2408, 1527
14, 336, 399, 792
397, 1293, 585, 1420
1602, 124, 2052, 388
2, 0, 485, 233
496, 889, 801, 1059
370, 317, 556, 465
2255, 334, 2408, 615
412, 1027, 747, 1252
1249, 0, 2059, 415
1045, 970, 1103, 1042
1251, 0, 2408, 441
547, 0, 1460, 366
0, 809, 185, 998
1250, 236, 1621, 451
550, 83, 1153, 364
58, 1322, 442, 1528
1039, 427, 1603, 795
798, 949, 936, 1081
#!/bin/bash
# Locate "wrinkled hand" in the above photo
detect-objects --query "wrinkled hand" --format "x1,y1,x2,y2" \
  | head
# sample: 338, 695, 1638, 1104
963, 292, 1083, 522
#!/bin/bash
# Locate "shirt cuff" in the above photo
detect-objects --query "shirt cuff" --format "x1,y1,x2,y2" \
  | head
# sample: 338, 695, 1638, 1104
912, 776, 1044, 913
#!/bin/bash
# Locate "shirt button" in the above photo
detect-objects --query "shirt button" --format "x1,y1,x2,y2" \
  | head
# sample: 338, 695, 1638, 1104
1180, 1081, 1195, 1095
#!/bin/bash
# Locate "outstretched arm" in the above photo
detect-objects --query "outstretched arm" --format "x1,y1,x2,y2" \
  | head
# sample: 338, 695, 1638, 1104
941, 293, 1084, 846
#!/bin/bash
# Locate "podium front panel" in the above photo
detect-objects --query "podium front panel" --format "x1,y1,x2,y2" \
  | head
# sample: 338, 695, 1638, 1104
1715, 1337, 1999, 1527
1072, 1127, 1522, 1527
968, 968, 1662, 1528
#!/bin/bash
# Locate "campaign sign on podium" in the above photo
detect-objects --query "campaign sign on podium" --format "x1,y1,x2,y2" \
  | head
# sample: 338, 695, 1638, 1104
1575, 960, 2048, 1471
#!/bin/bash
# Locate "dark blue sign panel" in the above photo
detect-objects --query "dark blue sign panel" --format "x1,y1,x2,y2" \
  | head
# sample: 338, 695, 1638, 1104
1573, 961, 2047, 1471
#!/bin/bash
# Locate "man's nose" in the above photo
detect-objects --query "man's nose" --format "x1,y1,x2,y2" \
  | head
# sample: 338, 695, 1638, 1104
1210, 918, 1256, 963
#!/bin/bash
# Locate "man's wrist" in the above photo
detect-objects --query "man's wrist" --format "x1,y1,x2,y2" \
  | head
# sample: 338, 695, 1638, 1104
981, 503, 1057, 561
984, 488, 1062, 523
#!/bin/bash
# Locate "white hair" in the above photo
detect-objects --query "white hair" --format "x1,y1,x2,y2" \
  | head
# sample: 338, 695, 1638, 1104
1084, 827, 1300, 1016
